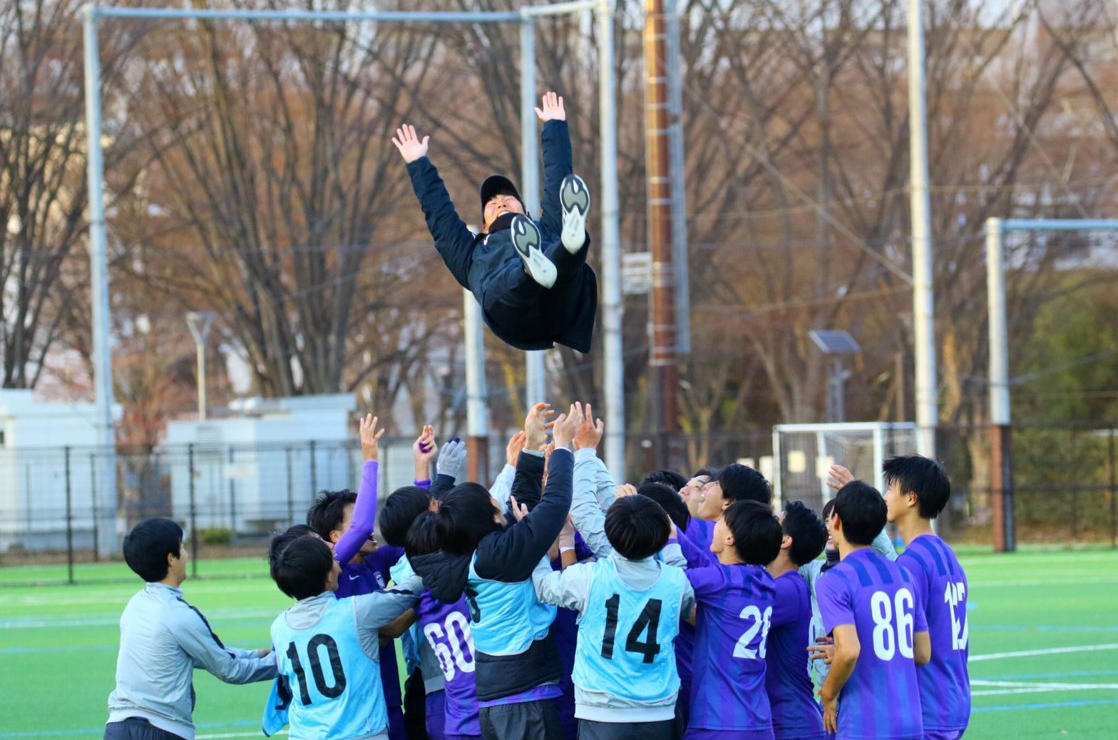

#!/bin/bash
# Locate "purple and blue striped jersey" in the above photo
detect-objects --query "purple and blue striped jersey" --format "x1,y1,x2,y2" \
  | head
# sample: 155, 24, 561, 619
335, 548, 405, 712
816, 549, 927, 740
898, 535, 970, 733
766, 572, 824, 740
686, 563, 776, 732
415, 590, 482, 738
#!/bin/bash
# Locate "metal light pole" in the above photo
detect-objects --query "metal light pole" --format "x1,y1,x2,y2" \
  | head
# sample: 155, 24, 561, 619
907, 0, 937, 459
186, 312, 214, 420
598, 0, 627, 480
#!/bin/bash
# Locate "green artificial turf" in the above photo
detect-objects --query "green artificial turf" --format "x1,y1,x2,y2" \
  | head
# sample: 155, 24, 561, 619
1, 550, 1116, 739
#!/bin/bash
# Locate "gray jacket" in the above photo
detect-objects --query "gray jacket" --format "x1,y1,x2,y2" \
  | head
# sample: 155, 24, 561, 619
106, 583, 277, 739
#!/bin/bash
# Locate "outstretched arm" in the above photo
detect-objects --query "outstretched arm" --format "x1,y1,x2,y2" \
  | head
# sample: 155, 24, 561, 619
393, 124, 475, 287
535, 92, 573, 237
335, 414, 385, 565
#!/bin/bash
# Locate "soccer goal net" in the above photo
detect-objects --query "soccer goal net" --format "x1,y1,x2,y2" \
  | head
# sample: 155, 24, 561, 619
772, 422, 918, 511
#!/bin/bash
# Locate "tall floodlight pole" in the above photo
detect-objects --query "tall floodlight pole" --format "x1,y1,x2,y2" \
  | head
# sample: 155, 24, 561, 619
185, 312, 214, 420
985, 218, 1014, 552
907, 0, 937, 459
463, 285, 491, 482
599, 0, 626, 480
82, 3, 117, 521
520, 18, 548, 408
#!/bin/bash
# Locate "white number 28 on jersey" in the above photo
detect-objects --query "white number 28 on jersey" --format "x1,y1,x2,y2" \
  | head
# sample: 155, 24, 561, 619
733, 605, 773, 659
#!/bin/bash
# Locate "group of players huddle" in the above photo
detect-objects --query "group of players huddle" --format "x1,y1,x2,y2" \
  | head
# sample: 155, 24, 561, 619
104, 401, 970, 740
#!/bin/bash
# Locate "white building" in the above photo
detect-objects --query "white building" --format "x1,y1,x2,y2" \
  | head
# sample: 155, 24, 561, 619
165, 394, 361, 535
0, 389, 118, 554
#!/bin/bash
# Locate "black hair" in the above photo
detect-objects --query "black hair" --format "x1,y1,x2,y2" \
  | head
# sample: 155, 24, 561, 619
832, 481, 888, 546
404, 511, 442, 559
306, 489, 357, 540
122, 518, 184, 582
267, 524, 315, 567
380, 487, 434, 547
604, 496, 671, 560
690, 467, 715, 480
882, 455, 952, 519
637, 482, 691, 533
713, 464, 772, 507
722, 500, 782, 565
436, 482, 503, 556
270, 534, 335, 600
641, 469, 688, 492
822, 498, 836, 520
781, 501, 828, 566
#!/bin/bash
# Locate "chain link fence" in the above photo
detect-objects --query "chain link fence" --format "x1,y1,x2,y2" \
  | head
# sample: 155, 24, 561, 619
1, 423, 1115, 585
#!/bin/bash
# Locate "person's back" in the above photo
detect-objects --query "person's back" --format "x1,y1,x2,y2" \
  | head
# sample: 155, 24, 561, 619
884, 455, 970, 739
533, 494, 693, 740
106, 519, 275, 740
817, 549, 925, 740
269, 534, 421, 740
817, 482, 929, 740
898, 535, 969, 736
674, 501, 783, 740
765, 501, 827, 740
403, 513, 483, 740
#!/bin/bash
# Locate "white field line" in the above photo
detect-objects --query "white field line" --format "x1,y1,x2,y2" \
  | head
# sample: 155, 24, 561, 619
970, 643, 1118, 662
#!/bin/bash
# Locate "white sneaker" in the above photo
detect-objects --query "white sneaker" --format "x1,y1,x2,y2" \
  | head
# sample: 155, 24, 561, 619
560, 174, 590, 254
511, 215, 557, 289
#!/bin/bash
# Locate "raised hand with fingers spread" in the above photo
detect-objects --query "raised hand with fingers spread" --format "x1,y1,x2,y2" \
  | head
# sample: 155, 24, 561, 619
826, 464, 856, 491
533, 90, 566, 122
551, 402, 582, 449
391, 124, 429, 163
359, 414, 386, 463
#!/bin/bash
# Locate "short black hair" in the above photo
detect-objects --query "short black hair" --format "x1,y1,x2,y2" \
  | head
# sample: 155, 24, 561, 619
306, 489, 357, 540
437, 483, 503, 555
832, 481, 887, 546
782, 501, 828, 566
380, 487, 434, 547
882, 455, 952, 519
713, 464, 772, 507
637, 482, 691, 532
122, 518, 184, 582
270, 534, 335, 600
641, 469, 688, 492
822, 498, 836, 521
722, 500, 783, 565
267, 524, 315, 567
404, 511, 441, 559
605, 496, 671, 560
690, 467, 714, 480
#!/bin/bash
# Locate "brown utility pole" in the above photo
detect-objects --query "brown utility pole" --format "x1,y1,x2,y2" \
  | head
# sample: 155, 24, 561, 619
644, 0, 680, 466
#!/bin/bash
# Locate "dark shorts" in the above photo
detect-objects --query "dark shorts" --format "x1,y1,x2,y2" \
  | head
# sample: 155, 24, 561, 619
924, 731, 966, 740
684, 729, 775, 740
479, 699, 564, 740
578, 719, 675, 740
103, 719, 186, 740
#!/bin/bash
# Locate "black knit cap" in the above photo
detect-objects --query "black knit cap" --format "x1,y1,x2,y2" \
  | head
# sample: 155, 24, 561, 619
480, 174, 522, 216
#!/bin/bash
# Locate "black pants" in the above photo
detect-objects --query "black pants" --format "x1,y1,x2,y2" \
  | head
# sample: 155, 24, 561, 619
104, 718, 187, 740
479, 698, 564, 740
577, 719, 675, 740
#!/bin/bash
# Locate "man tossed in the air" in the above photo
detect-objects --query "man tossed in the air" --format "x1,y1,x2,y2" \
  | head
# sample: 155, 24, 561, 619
393, 90, 597, 353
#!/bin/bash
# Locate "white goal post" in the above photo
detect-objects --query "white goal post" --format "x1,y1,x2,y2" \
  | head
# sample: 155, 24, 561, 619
772, 422, 919, 512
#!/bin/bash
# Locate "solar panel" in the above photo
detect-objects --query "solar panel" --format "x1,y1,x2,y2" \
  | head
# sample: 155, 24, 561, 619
808, 329, 861, 354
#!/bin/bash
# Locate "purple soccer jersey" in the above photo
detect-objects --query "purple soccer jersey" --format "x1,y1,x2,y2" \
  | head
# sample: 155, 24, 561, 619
898, 535, 970, 734
415, 590, 482, 738
766, 571, 824, 740
686, 563, 777, 734
816, 549, 928, 740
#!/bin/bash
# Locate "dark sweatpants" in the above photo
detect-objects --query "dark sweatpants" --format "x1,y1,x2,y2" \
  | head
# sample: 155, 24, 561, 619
104, 718, 186, 740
